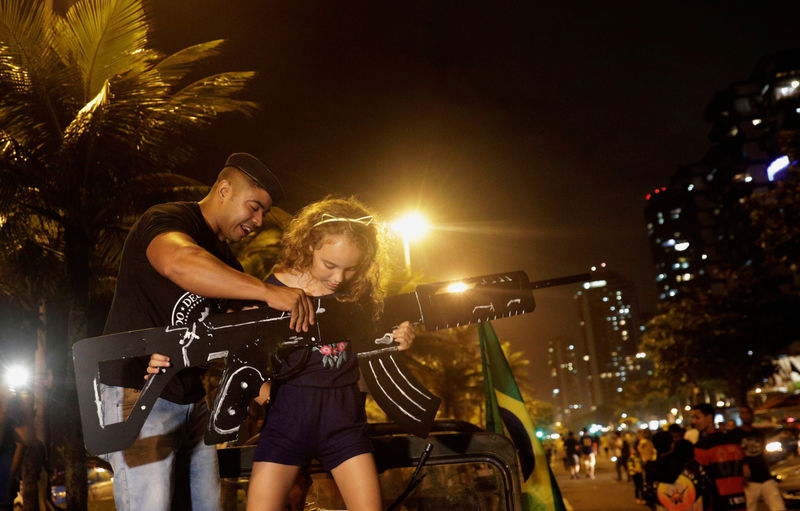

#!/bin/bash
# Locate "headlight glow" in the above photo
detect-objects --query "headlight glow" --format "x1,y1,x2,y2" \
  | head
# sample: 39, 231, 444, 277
766, 441, 783, 453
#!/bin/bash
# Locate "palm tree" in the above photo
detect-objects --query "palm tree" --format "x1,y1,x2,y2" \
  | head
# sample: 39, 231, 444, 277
0, 0, 257, 507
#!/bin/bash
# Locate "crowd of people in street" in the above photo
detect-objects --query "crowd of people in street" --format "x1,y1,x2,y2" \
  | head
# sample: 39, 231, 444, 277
550, 404, 787, 511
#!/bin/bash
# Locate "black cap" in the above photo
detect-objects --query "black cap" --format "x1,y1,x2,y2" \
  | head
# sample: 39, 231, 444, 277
224, 153, 285, 203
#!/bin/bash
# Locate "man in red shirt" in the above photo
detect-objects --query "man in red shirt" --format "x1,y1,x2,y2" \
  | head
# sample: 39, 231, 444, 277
691, 403, 746, 511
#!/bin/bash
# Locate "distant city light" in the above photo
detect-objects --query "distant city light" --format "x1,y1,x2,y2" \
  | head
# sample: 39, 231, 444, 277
752, 118, 762, 126
670, 408, 678, 415
621, 413, 628, 418
582, 280, 607, 289
684, 405, 691, 411
649, 420, 659, 430
755, 388, 762, 394
716, 400, 725, 407
635, 352, 646, 359
766, 441, 783, 453
767, 155, 791, 181
687, 184, 694, 191
674, 241, 690, 252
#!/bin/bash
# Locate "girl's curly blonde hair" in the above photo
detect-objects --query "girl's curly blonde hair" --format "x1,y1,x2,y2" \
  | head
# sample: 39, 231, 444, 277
273, 196, 388, 312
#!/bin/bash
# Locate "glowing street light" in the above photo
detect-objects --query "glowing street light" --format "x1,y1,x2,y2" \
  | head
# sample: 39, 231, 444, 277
5, 364, 30, 391
391, 211, 430, 271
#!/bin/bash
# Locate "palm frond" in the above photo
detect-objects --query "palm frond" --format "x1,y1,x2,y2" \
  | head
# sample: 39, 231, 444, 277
97, 172, 208, 222
155, 39, 226, 85
61, 0, 148, 101
62, 78, 109, 142
0, 0, 49, 77
167, 71, 259, 115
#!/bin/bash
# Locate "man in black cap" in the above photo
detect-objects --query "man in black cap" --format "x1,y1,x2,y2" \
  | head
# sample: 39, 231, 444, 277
99, 153, 314, 511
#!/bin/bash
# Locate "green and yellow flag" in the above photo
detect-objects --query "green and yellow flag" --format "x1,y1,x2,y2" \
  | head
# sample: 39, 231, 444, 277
478, 321, 566, 511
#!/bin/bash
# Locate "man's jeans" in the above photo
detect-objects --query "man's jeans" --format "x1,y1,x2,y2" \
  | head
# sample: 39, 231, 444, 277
100, 385, 221, 511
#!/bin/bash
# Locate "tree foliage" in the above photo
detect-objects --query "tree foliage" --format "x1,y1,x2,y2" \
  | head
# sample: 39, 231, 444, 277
0, 0, 258, 508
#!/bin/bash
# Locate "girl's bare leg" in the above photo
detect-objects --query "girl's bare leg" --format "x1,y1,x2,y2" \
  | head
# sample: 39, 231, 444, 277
246, 461, 300, 511
330, 453, 382, 511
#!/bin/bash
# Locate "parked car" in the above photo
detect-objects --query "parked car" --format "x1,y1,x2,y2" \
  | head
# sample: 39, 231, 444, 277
771, 456, 800, 508
761, 425, 800, 465
14, 459, 114, 511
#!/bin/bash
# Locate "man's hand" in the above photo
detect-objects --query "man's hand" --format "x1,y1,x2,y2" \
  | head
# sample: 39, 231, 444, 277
263, 283, 315, 332
392, 321, 415, 351
144, 353, 171, 380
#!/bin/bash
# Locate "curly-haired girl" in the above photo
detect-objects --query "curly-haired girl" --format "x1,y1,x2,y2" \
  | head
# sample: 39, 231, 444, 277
247, 196, 415, 511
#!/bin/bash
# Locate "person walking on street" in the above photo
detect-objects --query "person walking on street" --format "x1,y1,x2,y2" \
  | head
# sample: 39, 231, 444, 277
579, 428, 597, 479
731, 406, 785, 511
628, 447, 646, 505
617, 432, 631, 482
564, 431, 581, 479
692, 403, 746, 511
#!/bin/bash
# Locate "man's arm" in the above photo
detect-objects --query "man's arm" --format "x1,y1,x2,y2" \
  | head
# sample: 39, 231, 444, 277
146, 231, 314, 331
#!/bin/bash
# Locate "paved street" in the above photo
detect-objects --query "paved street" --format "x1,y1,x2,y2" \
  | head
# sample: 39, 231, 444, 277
554, 455, 649, 511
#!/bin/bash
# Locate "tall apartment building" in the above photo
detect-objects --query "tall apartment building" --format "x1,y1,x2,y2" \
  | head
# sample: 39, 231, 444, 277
573, 267, 646, 409
645, 50, 800, 302
547, 336, 592, 419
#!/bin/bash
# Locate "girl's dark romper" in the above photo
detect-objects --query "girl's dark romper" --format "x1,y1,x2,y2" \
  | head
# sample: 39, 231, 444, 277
252, 275, 372, 471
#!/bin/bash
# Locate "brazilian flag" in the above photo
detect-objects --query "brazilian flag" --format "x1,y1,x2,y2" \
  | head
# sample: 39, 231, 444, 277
478, 321, 566, 511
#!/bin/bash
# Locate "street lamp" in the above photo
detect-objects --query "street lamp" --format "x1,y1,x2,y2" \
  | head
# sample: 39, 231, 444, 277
391, 211, 430, 271
4, 364, 30, 391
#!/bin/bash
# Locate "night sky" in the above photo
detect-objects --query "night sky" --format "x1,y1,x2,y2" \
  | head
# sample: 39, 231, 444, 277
149, 1, 800, 398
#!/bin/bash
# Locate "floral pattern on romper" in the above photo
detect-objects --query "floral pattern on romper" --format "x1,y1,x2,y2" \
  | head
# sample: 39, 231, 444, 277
314, 341, 348, 368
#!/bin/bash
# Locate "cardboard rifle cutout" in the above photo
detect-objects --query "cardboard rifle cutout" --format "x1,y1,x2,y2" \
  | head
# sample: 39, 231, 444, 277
73, 270, 588, 455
